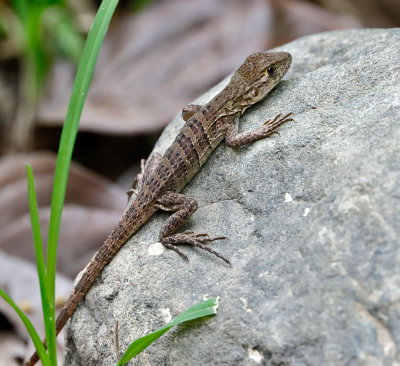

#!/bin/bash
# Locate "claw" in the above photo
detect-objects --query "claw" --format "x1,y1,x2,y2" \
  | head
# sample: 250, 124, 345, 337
127, 188, 138, 195
162, 242, 189, 261
191, 241, 231, 265
140, 158, 146, 173
161, 233, 230, 264
127, 188, 139, 201
192, 233, 209, 238
272, 113, 282, 122
200, 235, 227, 243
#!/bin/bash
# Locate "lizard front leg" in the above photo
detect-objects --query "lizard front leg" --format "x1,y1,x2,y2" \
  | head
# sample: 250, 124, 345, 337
225, 112, 293, 147
155, 191, 230, 264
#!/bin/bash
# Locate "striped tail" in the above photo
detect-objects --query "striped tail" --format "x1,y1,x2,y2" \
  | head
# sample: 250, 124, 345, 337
24, 201, 155, 365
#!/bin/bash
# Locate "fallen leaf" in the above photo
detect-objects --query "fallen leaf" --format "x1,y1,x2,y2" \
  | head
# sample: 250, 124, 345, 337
0, 253, 71, 365
0, 152, 127, 277
37, 0, 273, 134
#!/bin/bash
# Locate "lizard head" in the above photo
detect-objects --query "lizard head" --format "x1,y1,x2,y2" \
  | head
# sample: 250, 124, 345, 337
235, 51, 292, 110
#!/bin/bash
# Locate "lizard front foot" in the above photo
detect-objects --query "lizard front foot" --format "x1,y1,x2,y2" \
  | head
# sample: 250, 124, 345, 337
161, 233, 230, 265
263, 112, 293, 129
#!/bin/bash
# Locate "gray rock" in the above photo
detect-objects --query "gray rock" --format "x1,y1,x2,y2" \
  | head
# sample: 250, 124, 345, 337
65, 28, 400, 365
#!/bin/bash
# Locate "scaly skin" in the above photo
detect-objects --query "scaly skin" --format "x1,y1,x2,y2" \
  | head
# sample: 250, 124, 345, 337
25, 51, 293, 365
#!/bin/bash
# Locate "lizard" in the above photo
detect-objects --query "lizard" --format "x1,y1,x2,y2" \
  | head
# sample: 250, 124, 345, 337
25, 51, 293, 365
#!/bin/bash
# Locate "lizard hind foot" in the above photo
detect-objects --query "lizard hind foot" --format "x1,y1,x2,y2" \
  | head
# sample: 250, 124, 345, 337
161, 233, 230, 265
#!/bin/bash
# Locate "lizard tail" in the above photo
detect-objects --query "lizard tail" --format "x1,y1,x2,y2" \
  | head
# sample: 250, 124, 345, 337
24, 202, 154, 365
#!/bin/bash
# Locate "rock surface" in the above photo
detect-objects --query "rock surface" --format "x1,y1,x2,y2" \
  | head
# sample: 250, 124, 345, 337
65, 28, 400, 365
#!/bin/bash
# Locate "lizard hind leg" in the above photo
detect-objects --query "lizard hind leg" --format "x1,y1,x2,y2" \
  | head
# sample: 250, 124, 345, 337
127, 153, 163, 200
155, 191, 230, 264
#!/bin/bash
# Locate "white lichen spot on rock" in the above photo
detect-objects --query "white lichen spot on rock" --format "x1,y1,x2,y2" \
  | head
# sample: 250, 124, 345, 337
160, 307, 172, 323
248, 348, 264, 364
303, 207, 310, 216
240, 297, 253, 313
98, 323, 108, 336
285, 193, 293, 202
148, 242, 165, 256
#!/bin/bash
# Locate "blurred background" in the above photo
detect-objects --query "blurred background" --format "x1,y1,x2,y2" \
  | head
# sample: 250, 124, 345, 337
0, 0, 399, 363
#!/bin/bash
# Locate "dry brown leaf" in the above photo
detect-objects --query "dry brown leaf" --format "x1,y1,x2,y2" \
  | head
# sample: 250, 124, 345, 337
0, 71, 16, 155
37, 0, 273, 134
271, 0, 362, 46
0, 206, 124, 277
0, 331, 27, 365
0, 253, 71, 364
37, 0, 364, 136
0, 151, 125, 209
0, 152, 127, 277
309, 0, 400, 27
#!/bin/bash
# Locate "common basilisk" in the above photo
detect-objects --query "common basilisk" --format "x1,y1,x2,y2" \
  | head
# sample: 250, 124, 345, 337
25, 51, 293, 365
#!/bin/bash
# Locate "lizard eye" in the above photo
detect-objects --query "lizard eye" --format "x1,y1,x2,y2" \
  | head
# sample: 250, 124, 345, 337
249, 87, 259, 97
266, 66, 275, 77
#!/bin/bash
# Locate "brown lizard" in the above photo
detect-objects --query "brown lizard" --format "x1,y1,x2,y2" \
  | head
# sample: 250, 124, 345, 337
25, 51, 293, 365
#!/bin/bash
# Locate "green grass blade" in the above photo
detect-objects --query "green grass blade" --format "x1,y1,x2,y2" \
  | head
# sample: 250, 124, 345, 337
45, 0, 119, 363
117, 297, 219, 366
11, 0, 29, 23
0, 288, 51, 366
26, 165, 53, 352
